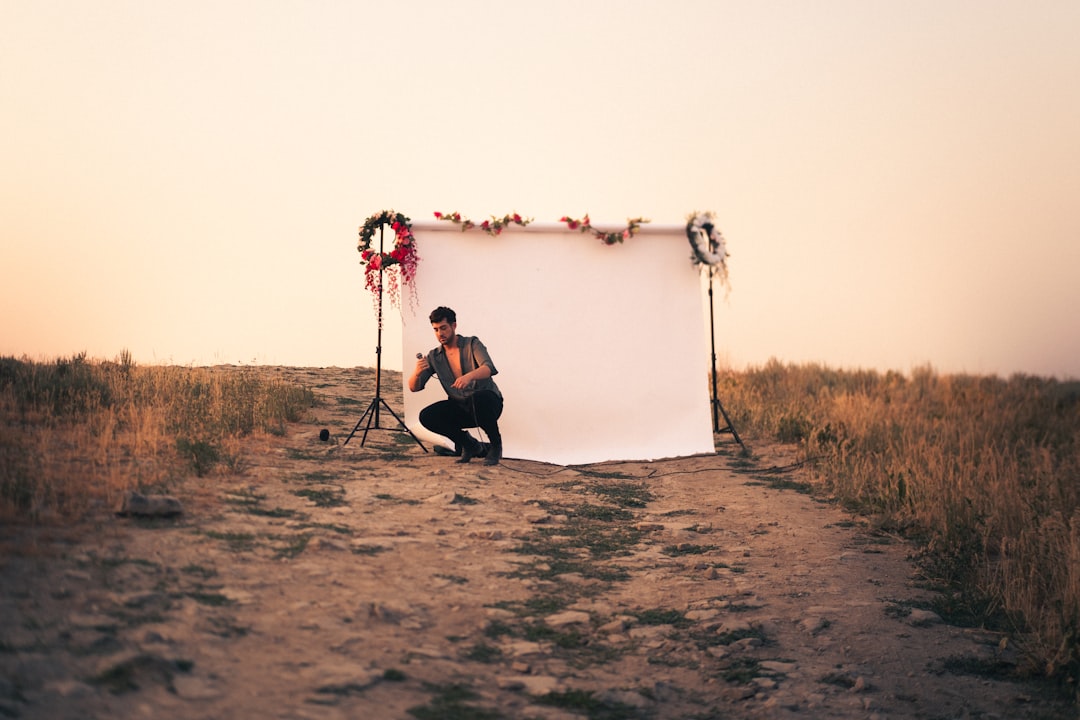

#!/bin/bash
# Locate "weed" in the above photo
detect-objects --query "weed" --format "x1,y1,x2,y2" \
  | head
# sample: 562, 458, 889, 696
434, 574, 468, 585
0, 357, 313, 520
374, 493, 420, 505
662, 544, 718, 556
186, 592, 233, 607
534, 688, 647, 719
462, 642, 503, 663
180, 564, 217, 580
407, 683, 502, 720
272, 534, 311, 559
635, 608, 690, 627
203, 530, 258, 552
176, 438, 219, 476
291, 487, 346, 508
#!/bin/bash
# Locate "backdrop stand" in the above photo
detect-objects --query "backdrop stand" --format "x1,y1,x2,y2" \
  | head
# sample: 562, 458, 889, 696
343, 224, 428, 452
707, 261, 746, 452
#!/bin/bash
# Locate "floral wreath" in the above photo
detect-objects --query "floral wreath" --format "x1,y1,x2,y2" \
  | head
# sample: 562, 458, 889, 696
357, 210, 419, 309
433, 211, 532, 235
686, 211, 729, 281
559, 214, 650, 245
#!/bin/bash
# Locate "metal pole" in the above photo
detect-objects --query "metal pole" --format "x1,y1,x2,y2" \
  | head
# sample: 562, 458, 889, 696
373, 224, 384, 428
708, 265, 720, 433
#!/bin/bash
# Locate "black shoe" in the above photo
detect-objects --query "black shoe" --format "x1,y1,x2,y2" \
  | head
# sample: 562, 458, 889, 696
457, 437, 482, 464
434, 445, 461, 457
483, 442, 502, 466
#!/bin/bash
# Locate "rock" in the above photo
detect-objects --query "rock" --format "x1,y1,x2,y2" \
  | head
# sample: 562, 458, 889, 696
597, 689, 651, 709
907, 608, 942, 627
598, 618, 629, 633
546, 610, 590, 627
90, 651, 189, 693
496, 676, 526, 690
760, 660, 797, 675
41, 679, 95, 699
173, 675, 225, 700
67, 613, 119, 631
506, 640, 544, 656
799, 615, 831, 635
629, 625, 672, 640
467, 529, 504, 540
117, 491, 183, 518
516, 675, 560, 695
633, 522, 664, 531
308, 537, 348, 552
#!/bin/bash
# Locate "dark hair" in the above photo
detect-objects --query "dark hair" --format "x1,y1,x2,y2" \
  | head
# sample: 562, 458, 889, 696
429, 306, 456, 324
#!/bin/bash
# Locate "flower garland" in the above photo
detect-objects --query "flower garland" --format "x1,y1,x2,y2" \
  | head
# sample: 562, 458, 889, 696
559, 214, 650, 245
357, 210, 419, 309
686, 211, 729, 285
433, 211, 533, 235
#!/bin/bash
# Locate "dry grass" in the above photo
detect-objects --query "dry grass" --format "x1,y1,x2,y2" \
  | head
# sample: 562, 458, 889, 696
0, 352, 314, 522
3, 352, 1077, 687
718, 359, 1080, 685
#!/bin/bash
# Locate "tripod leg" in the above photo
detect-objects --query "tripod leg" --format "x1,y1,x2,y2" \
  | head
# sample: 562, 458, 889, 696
714, 398, 746, 452
342, 399, 377, 447
369, 398, 428, 452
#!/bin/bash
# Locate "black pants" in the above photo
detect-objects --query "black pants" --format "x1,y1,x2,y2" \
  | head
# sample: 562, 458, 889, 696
419, 391, 503, 449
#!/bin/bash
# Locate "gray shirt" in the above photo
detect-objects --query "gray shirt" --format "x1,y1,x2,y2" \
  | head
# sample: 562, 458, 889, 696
416, 335, 501, 402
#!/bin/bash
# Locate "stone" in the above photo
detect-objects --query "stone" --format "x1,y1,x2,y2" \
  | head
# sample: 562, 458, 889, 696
546, 610, 590, 627
41, 679, 95, 699
516, 675, 560, 695
117, 491, 183, 518
308, 537, 348, 552
759, 660, 797, 675
598, 689, 651, 709
799, 615, 831, 635
907, 608, 942, 627
173, 675, 225, 701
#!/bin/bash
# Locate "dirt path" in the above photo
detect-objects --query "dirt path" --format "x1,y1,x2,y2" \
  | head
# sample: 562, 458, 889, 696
0, 367, 1070, 719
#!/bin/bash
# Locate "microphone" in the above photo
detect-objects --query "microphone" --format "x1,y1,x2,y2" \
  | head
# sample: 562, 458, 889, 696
416, 353, 423, 360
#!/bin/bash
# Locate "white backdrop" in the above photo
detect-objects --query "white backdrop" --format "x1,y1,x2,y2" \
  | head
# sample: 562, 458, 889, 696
400, 221, 715, 465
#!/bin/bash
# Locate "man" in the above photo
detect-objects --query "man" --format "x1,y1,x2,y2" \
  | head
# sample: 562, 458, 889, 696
408, 306, 503, 465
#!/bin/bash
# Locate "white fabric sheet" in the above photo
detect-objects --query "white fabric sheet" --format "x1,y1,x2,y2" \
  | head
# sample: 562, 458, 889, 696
400, 221, 715, 465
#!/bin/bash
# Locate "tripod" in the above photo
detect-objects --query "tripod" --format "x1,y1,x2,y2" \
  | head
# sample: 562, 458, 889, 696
707, 260, 746, 452
343, 224, 428, 451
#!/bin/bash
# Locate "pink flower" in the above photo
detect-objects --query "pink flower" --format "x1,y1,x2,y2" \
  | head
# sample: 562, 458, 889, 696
434, 211, 442, 218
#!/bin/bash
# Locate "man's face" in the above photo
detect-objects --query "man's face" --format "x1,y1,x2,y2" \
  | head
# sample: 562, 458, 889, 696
432, 320, 456, 347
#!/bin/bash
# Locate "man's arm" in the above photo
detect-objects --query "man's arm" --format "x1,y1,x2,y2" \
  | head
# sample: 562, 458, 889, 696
408, 356, 431, 392
451, 364, 491, 390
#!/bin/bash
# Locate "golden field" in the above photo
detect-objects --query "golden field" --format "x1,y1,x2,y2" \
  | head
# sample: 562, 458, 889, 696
2, 352, 1077, 697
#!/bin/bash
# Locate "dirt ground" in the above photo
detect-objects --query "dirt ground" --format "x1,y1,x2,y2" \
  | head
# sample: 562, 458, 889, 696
0, 366, 1073, 720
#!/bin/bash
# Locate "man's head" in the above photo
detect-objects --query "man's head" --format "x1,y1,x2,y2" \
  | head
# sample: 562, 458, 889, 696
429, 306, 456, 325
429, 306, 457, 348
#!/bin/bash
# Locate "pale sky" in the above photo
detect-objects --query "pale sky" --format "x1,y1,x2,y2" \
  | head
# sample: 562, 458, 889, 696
3, 1, 1079, 379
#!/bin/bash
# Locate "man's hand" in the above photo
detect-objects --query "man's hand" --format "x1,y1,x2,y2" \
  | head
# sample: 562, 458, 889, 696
451, 374, 473, 390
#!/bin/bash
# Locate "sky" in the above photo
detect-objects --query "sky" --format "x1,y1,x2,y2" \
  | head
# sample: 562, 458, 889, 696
3, 0, 1079, 379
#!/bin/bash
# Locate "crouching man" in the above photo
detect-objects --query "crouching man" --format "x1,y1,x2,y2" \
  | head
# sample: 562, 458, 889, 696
408, 306, 503, 466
